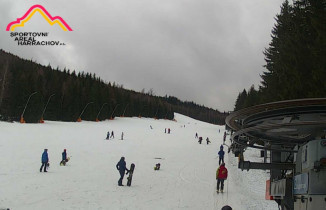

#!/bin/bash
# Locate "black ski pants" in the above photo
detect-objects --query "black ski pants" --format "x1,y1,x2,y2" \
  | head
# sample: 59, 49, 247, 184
217, 178, 225, 191
118, 170, 125, 185
219, 156, 224, 165
40, 162, 48, 172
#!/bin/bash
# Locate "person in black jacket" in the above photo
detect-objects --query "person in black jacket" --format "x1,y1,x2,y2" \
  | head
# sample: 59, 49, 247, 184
116, 157, 129, 186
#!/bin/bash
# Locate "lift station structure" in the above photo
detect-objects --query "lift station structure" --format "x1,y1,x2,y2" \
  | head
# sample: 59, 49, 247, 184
226, 98, 326, 210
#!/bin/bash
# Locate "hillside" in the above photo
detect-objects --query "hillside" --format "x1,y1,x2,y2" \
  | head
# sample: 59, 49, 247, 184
0, 49, 227, 124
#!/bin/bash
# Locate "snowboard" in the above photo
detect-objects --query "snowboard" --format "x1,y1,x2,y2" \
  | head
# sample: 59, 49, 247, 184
60, 157, 70, 166
127, 163, 135, 186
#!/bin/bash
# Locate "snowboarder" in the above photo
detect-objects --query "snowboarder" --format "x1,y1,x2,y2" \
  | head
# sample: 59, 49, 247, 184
116, 157, 129, 186
216, 163, 228, 192
198, 137, 203, 144
206, 137, 211, 145
154, 163, 161, 170
106, 131, 110, 139
218, 147, 225, 165
111, 131, 114, 139
40, 149, 49, 172
121, 132, 124, 140
195, 133, 198, 138
60, 149, 69, 166
62, 149, 67, 161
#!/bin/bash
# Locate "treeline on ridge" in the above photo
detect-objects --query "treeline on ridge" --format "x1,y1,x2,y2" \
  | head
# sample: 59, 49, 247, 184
234, 0, 326, 111
0, 49, 227, 124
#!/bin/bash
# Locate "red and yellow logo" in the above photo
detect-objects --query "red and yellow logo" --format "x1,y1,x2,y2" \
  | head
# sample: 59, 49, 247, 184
6, 5, 72, 31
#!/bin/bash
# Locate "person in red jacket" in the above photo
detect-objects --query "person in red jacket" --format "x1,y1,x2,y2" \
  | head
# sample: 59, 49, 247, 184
216, 163, 228, 192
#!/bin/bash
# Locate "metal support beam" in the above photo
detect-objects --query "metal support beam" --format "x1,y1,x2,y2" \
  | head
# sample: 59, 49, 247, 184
238, 161, 295, 171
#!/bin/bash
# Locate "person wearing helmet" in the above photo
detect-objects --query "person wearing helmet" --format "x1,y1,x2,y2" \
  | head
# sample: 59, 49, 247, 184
116, 157, 129, 186
40, 149, 49, 172
216, 163, 228, 192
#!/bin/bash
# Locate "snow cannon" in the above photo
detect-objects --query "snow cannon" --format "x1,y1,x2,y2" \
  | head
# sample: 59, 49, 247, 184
20, 116, 25, 123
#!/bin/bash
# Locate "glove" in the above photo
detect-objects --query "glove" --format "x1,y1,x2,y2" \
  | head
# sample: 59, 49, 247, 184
126, 170, 130, 175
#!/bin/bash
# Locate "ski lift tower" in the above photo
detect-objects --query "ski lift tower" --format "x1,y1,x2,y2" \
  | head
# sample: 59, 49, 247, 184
226, 98, 326, 210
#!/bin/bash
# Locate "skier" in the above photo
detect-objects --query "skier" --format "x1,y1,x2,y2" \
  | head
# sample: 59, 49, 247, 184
168, 128, 170, 134
198, 137, 203, 144
206, 137, 211, 145
218, 147, 225, 165
40, 149, 49, 172
223, 131, 226, 143
150, 125, 153, 129
116, 157, 129, 186
195, 133, 198, 138
165, 128, 166, 133
106, 131, 110, 139
111, 131, 114, 139
121, 132, 124, 140
220, 144, 224, 151
216, 163, 228, 192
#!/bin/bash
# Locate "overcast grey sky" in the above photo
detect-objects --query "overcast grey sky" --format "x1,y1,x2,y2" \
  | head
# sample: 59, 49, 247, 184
0, 0, 284, 111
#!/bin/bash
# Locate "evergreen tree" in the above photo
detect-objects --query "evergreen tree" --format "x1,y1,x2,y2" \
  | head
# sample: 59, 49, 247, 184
235, 0, 326, 111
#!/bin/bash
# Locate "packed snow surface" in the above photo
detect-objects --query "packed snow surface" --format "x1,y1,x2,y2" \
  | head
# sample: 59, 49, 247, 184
0, 113, 278, 210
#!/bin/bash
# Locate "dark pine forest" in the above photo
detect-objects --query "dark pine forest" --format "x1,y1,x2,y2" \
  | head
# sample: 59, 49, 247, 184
234, 0, 326, 111
0, 49, 227, 124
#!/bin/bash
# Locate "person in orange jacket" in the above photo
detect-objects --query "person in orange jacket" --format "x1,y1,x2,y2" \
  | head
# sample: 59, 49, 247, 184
216, 163, 228, 192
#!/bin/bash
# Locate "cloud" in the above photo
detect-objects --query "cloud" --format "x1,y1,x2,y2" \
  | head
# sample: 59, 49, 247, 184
0, 0, 284, 111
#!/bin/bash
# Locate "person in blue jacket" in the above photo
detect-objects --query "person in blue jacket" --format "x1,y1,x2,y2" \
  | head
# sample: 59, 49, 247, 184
218, 147, 225, 165
60, 149, 69, 166
116, 157, 129, 186
62, 149, 67, 161
40, 149, 49, 172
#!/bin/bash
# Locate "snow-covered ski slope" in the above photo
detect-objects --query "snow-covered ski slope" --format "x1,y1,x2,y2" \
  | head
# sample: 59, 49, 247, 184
0, 113, 277, 210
